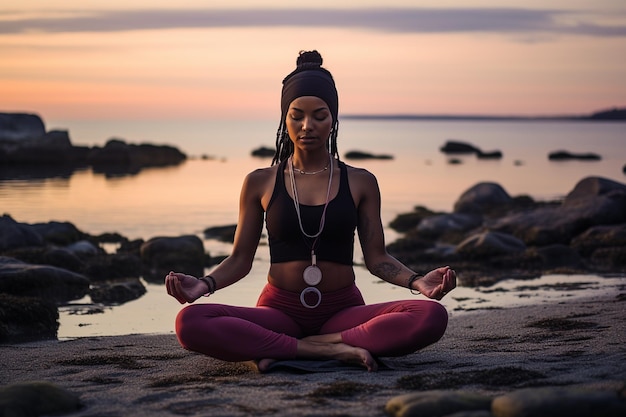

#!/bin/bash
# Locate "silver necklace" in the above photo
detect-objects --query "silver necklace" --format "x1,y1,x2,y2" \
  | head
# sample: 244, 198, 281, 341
292, 164, 329, 175
289, 154, 334, 308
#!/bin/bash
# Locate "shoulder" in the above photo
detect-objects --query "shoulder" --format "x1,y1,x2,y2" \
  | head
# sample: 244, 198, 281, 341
244, 165, 278, 186
344, 162, 379, 187
242, 165, 280, 207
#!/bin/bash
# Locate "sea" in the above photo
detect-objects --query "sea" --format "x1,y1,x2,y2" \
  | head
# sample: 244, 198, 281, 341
1, 117, 625, 339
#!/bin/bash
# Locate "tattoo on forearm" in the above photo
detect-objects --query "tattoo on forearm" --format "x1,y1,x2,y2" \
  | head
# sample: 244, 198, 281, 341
372, 262, 400, 281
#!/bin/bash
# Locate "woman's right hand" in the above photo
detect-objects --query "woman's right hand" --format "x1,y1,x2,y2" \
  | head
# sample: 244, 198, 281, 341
165, 271, 208, 304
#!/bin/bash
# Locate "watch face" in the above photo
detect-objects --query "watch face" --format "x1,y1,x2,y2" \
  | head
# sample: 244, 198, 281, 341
303, 265, 322, 286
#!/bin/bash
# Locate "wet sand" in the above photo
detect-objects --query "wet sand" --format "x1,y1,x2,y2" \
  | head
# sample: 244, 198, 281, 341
1, 293, 625, 416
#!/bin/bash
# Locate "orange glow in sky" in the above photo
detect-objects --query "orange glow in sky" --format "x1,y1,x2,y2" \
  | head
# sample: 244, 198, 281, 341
1, 1, 625, 120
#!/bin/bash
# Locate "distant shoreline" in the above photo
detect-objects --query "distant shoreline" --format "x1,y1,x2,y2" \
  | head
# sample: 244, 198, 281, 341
342, 114, 625, 122
342, 107, 626, 122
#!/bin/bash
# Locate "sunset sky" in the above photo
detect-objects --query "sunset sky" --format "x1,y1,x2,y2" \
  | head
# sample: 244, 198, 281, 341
1, 0, 625, 120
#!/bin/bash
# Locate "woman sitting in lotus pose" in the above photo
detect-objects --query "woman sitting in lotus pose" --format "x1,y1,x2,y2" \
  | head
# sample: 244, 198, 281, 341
165, 50, 456, 372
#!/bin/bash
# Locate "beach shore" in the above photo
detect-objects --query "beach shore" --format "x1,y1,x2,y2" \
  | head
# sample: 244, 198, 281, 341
1, 293, 625, 417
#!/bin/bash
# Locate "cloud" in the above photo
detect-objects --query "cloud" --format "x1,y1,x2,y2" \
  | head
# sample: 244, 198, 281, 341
1, 7, 625, 37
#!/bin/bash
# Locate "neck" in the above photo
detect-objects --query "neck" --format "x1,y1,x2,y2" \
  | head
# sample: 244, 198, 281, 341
291, 153, 332, 175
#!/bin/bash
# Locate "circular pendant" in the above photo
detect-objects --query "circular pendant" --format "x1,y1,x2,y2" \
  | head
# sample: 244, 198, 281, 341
303, 265, 322, 286
300, 287, 322, 309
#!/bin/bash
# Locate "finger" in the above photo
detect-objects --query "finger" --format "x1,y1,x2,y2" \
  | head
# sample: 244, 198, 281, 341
173, 277, 188, 304
165, 275, 174, 296
443, 270, 455, 292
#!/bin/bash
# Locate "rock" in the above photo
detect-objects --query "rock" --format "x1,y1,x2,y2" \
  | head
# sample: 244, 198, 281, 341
0, 256, 89, 302
251, 146, 275, 158
0, 214, 44, 251
140, 235, 205, 282
564, 176, 626, 206
456, 231, 526, 259
533, 244, 584, 269
417, 213, 483, 238
491, 385, 626, 417
0, 112, 45, 141
490, 206, 570, 246
548, 150, 601, 161
30, 220, 84, 245
204, 224, 238, 243
87, 138, 187, 173
0, 128, 78, 165
0, 293, 59, 343
1, 114, 186, 170
344, 150, 393, 160
82, 253, 143, 281
64, 240, 101, 258
570, 224, 626, 256
476, 150, 503, 159
389, 206, 440, 233
89, 278, 146, 305
385, 390, 492, 417
490, 177, 626, 246
387, 176, 626, 279
453, 182, 513, 215
1, 247, 82, 272
589, 246, 626, 269
440, 140, 481, 154
0, 381, 82, 416
42, 247, 86, 272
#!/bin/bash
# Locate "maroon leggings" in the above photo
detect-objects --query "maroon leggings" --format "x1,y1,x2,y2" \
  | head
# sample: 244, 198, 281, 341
175, 283, 448, 362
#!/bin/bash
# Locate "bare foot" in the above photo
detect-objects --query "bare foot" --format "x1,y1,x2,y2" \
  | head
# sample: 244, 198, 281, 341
332, 342, 378, 372
297, 340, 378, 372
256, 358, 276, 373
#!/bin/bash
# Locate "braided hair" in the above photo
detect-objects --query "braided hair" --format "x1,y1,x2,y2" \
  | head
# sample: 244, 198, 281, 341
271, 50, 340, 166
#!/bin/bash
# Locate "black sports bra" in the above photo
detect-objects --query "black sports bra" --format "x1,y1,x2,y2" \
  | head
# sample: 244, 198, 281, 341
265, 159, 357, 265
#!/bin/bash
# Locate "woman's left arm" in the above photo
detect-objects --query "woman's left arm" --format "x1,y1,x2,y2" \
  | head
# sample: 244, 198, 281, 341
353, 167, 456, 299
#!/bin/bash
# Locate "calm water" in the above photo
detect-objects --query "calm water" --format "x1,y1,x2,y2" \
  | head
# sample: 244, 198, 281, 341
1, 118, 625, 338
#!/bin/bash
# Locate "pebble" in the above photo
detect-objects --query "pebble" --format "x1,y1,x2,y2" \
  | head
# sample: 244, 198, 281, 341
0, 381, 82, 417
386, 384, 626, 417
385, 390, 492, 417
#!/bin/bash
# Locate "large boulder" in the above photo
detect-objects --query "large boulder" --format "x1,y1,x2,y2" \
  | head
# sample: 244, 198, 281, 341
456, 231, 526, 259
0, 381, 82, 414
0, 214, 44, 251
570, 224, 626, 256
491, 177, 626, 246
89, 278, 146, 305
417, 213, 482, 239
0, 127, 77, 164
0, 256, 89, 302
140, 235, 205, 282
88, 138, 187, 171
0, 112, 45, 141
453, 182, 513, 215
30, 221, 85, 246
0, 293, 59, 343
82, 253, 143, 281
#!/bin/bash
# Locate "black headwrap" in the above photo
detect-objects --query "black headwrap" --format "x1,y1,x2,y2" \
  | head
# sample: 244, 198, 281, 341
280, 56, 338, 122
272, 50, 340, 166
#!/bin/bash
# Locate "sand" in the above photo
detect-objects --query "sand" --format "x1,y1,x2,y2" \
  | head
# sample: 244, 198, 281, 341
1, 293, 625, 417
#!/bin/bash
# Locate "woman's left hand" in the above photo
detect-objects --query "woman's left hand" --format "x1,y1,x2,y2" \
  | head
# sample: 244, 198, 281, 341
415, 266, 457, 300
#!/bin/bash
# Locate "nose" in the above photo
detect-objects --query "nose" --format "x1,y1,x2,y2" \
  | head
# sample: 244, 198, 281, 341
301, 116, 313, 131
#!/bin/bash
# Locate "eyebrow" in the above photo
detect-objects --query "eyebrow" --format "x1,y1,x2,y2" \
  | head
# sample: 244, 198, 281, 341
290, 107, 329, 113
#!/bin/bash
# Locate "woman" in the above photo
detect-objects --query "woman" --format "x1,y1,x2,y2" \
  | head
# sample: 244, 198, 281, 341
165, 50, 456, 372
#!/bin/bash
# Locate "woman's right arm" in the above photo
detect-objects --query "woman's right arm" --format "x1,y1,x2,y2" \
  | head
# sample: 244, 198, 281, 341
207, 169, 266, 287
166, 169, 268, 303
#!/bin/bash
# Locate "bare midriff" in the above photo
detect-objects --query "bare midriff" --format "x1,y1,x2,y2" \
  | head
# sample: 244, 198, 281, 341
268, 260, 355, 293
